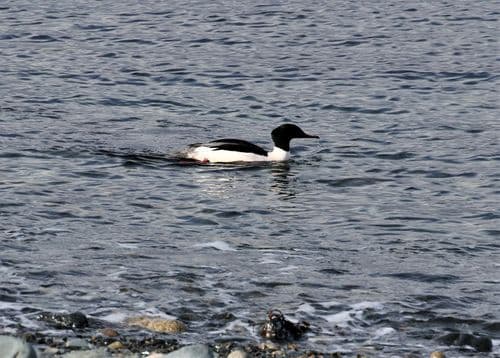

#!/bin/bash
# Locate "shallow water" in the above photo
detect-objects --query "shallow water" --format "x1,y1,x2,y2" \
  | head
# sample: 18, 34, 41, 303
1, 1, 499, 356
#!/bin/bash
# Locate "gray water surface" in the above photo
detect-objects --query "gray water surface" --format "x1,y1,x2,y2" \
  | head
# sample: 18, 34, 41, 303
1, 1, 499, 356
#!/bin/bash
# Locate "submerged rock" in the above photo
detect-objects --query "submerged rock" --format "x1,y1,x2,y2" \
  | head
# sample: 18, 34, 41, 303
91, 335, 178, 354
37, 311, 89, 329
227, 348, 248, 358
65, 337, 91, 349
100, 328, 119, 337
259, 310, 310, 341
438, 332, 492, 352
107, 341, 125, 350
62, 347, 110, 358
161, 344, 217, 358
0, 335, 38, 358
127, 316, 186, 333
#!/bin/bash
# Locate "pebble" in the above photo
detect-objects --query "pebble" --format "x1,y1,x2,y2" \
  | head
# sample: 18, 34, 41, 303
0, 335, 38, 358
66, 338, 91, 349
227, 348, 248, 358
430, 352, 446, 358
258, 341, 279, 351
63, 348, 112, 358
127, 316, 186, 333
162, 344, 218, 358
108, 341, 125, 350
100, 328, 119, 337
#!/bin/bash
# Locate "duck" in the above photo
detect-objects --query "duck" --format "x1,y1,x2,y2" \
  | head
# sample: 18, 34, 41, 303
182, 123, 319, 163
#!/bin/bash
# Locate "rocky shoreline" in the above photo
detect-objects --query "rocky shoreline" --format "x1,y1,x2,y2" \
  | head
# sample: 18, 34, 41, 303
0, 310, 492, 357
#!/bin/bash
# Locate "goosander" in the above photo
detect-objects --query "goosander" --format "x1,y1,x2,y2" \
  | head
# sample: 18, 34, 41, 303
182, 123, 319, 163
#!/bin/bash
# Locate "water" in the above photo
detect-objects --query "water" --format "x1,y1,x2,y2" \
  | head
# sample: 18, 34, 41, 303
1, 1, 499, 356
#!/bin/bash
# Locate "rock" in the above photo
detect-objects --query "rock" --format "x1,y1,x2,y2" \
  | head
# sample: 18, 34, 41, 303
37, 311, 89, 329
161, 344, 217, 358
438, 332, 492, 352
260, 310, 310, 341
430, 352, 446, 358
63, 348, 111, 358
258, 342, 279, 351
100, 328, 119, 337
227, 348, 248, 358
0, 335, 37, 358
127, 316, 186, 333
107, 341, 124, 350
65, 338, 91, 349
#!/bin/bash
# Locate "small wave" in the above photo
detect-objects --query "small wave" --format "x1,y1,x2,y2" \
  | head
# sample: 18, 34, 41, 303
317, 177, 390, 187
193, 241, 236, 251
28, 34, 59, 42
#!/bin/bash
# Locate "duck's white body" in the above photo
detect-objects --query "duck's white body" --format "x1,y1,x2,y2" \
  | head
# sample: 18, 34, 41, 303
185, 146, 290, 163
181, 123, 318, 164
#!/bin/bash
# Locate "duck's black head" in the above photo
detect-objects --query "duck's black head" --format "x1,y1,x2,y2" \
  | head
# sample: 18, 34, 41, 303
271, 123, 319, 151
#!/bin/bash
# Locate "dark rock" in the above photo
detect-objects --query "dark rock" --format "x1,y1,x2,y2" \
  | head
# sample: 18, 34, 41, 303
90, 335, 179, 354
259, 310, 310, 341
438, 332, 492, 352
37, 311, 89, 329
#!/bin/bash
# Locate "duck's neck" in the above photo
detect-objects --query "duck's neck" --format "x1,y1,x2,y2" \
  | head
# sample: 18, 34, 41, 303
267, 146, 290, 161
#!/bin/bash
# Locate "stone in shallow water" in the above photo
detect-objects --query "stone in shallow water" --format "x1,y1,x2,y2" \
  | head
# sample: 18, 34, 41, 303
37, 311, 89, 329
438, 332, 492, 352
63, 348, 110, 358
227, 348, 248, 358
100, 328, 119, 337
158, 344, 217, 358
259, 310, 310, 341
107, 341, 124, 350
0, 335, 37, 358
65, 338, 91, 349
127, 316, 186, 333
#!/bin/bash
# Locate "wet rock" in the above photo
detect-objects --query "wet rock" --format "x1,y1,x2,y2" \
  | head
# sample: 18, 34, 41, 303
66, 337, 91, 349
90, 336, 178, 354
0, 335, 37, 358
260, 310, 310, 341
227, 348, 248, 358
37, 311, 89, 329
430, 352, 446, 358
100, 328, 119, 337
438, 332, 492, 352
127, 316, 186, 333
63, 348, 110, 358
107, 341, 125, 350
162, 344, 218, 358
258, 342, 279, 351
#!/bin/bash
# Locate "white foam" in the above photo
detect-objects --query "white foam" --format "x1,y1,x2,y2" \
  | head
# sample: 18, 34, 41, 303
297, 303, 315, 314
0, 301, 24, 311
318, 300, 341, 309
278, 265, 299, 272
259, 258, 282, 264
324, 301, 383, 327
373, 327, 396, 338
116, 242, 139, 249
350, 301, 383, 310
99, 311, 129, 323
193, 241, 236, 251
324, 311, 353, 326
210, 318, 253, 336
